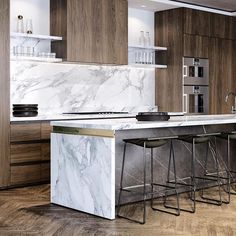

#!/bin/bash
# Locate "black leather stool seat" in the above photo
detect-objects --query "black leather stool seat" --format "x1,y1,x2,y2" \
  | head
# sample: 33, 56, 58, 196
220, 132, 236, 140
123, 136, 178, 148
179, 133, 221, 144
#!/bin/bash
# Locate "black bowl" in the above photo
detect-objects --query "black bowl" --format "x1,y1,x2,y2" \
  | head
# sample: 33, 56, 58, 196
136, 112, 170, 121
13, 111, 38, 117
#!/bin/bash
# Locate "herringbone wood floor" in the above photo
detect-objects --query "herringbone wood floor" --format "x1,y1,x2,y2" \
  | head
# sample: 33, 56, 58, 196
0, 184, 236, 236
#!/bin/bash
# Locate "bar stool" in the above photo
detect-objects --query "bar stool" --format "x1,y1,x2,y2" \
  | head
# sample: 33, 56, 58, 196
218, 131, 236, 199
167, 133, 223, 214
117, 136, 180, 224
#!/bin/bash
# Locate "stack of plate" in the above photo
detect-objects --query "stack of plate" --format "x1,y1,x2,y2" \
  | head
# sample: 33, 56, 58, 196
136, 112, 170, 121
13, 104, 38, 117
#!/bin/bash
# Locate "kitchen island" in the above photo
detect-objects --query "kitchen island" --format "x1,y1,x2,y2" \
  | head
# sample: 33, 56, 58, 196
51, 115, 236, 220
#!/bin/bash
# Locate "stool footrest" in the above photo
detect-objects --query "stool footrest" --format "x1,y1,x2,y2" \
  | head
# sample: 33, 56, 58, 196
167, 181, 194, 187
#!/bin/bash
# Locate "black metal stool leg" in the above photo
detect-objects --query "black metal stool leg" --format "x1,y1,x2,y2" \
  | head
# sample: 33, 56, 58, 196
142, 142, 147, 224
227, 136, 236, 195
117, 142, 127, 217
157, 141, 180, 216
190, 138, 196, 213
197, 138, 223, 205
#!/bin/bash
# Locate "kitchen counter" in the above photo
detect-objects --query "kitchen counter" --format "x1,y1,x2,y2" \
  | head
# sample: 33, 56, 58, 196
51, 114, 236, 130
50, 114, 236, 220
10, 113, 136, 122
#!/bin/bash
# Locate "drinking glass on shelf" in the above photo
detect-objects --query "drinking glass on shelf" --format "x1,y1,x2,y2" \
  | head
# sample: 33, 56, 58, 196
26, 19, 33, 34
16, 15, 24, 33
26, 46, 34, 57
139, 31, 146, 47
146, 32, 151, 47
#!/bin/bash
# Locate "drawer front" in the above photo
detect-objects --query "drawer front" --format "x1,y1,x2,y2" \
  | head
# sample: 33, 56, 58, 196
41, 143, 50, 160
11, 164, 41, 185
10, 143, 41, 164
41, 163, 50, 181
41, 122, 51, 140
11, 123, 41, 142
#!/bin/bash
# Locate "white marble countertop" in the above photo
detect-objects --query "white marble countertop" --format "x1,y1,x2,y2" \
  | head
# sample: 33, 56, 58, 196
51, 114, 236, 130
10, 112, 184, 122
10, 113, 136, 122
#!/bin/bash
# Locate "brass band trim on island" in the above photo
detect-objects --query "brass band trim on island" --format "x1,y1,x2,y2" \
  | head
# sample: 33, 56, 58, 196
53, 126, 115, 138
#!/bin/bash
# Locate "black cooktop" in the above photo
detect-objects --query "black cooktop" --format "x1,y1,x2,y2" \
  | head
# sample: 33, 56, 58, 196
63, 111, 129, 115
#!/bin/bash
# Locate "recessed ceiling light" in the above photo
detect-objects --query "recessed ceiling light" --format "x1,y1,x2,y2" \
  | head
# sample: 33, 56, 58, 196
141, 5, 146, 8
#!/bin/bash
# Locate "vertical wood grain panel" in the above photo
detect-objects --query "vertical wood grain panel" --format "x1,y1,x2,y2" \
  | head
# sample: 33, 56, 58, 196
184, 8, 211, 37
0, 0, 10, 187
51, 0, 127, 64
50, 0, 67, 59
210, 13, 233, 40
155, 9, 183, 112
209, 38, 233, 114
184, 34, 209, 58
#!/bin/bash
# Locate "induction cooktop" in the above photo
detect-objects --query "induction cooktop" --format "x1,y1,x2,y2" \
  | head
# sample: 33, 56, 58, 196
63, 111, 129, 115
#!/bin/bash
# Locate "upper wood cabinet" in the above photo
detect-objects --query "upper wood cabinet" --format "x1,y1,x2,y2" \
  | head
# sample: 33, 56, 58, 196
183, 34, 209, 58
184, 8, 211, 37
210, 13, 234, 40
50, 0, 128, 65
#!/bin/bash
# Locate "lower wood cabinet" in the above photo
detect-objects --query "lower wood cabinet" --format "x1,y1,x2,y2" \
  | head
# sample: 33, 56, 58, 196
11, 164, 41, 185
10, 122, 51, 186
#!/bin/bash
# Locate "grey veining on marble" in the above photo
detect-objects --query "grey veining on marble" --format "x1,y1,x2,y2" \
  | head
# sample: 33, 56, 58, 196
51, 133, 116, 219
11, 61, 155, 115
50, 115, 236, 130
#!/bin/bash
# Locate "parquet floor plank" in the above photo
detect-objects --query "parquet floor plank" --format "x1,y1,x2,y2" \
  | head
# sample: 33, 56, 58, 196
0, 185, 236, 235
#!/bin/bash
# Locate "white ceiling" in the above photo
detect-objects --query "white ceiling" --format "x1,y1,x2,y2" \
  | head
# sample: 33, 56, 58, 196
128, 0, 236, 16
128, 0, 178, 12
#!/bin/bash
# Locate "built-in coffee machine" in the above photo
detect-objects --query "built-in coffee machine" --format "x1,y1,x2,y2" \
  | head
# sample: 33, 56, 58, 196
183, 57, 209, 115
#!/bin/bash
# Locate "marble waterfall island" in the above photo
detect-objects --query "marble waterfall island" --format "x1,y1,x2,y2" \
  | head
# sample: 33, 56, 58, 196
51, 115, 236, 220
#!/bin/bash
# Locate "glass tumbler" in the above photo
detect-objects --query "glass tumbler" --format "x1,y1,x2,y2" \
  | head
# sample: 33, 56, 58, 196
17, 15, 24, 33
26, 19, 33, 34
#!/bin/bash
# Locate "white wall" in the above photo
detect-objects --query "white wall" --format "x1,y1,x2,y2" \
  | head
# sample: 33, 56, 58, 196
128, 8, 154, 46
10, 0, 49, 35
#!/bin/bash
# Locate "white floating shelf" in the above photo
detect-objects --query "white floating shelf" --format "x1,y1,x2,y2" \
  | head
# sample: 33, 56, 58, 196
128, 45, 167, 51
129, 63, 167, 69
10, 32, 62, 41
11, 56, 63, 63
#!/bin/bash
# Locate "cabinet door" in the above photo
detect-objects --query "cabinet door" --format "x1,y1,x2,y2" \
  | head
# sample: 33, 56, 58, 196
11, 123, 41, 142
51, 0, 128, 64
210, 13, 233, 39
155, 9, 183, 112
184, 34, 209, 58
184, 8, 211, 37
11, 164, 41, 185
209, 38, 233, 114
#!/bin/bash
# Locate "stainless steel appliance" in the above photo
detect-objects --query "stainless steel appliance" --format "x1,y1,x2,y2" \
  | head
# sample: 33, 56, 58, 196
183, 57, 209, 115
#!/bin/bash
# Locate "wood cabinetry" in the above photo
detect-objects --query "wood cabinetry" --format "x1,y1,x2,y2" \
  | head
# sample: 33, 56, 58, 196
209, 38, 233, 114
10, 122, 51, 186
210, 14, 234, 40
155, 8, 183, 112
184, 8, 211, 37
155, 8, 236, 114
50, 0, 128, 65
0, 0, 10, 187
183, 34, 209, 58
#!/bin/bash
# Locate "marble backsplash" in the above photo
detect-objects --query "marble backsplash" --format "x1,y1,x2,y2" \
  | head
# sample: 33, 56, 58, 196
11, 61, 155, 115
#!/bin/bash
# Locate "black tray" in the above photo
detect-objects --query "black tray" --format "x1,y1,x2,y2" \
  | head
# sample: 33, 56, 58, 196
13, 111, 38, 117
136, 112, 170, 121
13, 107, 38, 112
13, 104, 38, 108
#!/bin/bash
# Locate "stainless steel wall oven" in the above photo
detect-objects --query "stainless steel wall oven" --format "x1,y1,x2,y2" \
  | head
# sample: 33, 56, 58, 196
183, 57, 209, 115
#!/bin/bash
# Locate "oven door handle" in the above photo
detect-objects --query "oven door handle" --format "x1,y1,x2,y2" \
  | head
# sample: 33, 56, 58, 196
183, 94, 188, 113
183, 65, 188, 77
